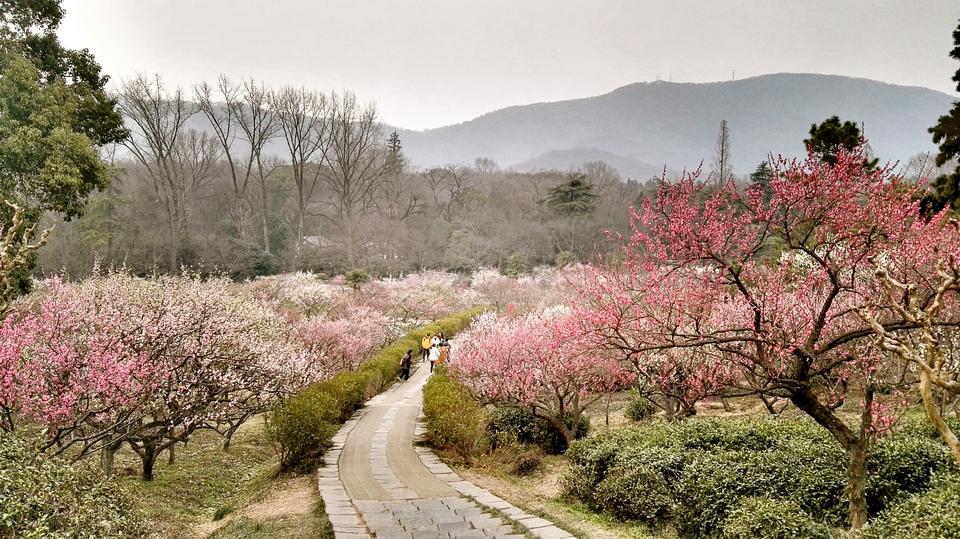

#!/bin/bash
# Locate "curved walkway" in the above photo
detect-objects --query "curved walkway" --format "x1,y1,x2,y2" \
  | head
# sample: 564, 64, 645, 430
317, 361, 574, 539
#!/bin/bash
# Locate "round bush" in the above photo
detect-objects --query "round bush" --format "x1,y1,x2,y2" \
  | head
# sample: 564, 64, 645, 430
625, 390, 656, 421
721, 497, 831, 539
0, 431, 145, 538
860, 472, 960, 539
867, 434, 951, 515
267, 386, 340, 472
488, 407, 589, 454
595, 463, 674, 522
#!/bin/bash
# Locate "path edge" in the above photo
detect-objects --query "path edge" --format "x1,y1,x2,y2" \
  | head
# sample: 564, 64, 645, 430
412, 409, 575, 539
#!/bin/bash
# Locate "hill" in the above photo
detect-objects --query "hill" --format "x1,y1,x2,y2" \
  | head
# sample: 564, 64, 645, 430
396, 73, 955, 178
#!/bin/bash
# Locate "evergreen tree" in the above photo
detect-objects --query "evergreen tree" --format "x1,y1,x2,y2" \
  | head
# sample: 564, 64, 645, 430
926, 19, 960, 212
804, 116, 878, 170
547, 173, 598, 217
749, 161, 774, 202
385, 131, 406, 175
710, 119, 733, 184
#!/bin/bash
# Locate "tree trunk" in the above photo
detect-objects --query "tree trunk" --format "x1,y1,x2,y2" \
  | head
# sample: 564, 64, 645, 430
167, 444, 176, 465
100, 443, 118, 476
790, 388, 869, 530
920, 369, 960, 464
846, 438, 870, 530
141, 444, 157, 481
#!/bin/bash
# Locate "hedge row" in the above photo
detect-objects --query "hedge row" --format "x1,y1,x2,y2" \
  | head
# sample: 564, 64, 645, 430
267, 306, 485, 472
564, 417, 955, 538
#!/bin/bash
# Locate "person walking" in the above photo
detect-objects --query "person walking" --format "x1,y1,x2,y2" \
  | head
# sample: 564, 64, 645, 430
428, 344, 440, 372
421, 334, 432, 362
399, 349, 413, 380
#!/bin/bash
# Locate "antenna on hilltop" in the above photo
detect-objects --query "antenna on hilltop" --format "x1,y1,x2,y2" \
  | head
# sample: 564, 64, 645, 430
732, 69, 736, 81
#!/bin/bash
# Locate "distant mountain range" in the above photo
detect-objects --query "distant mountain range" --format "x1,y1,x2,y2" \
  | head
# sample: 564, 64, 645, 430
394, 73, 956, 179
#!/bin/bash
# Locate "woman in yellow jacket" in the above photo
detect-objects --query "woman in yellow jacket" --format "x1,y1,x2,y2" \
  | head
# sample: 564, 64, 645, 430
420, 334, 432, 362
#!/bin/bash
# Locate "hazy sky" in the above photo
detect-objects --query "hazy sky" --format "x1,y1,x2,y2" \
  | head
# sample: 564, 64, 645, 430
59, 0, 960, 130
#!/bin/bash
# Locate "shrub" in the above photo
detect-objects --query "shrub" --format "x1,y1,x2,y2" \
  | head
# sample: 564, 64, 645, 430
860, 472, 960, 539
508, 447, 544, 476
267, 387, 340, 472
488, 406, 589, 454
315, 370, 375, 421
422, 368, 489, 460
625, 389, 656, 421
565, 417, 957, 534
721, 497, 831, 539
867, 435, 951, 515
0, 431, 146, 538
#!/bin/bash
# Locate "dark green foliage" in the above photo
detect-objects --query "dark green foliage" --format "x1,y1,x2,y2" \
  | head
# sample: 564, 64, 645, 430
926, 20, 960, 213
804, 115, 877, 169
564, 417, 955, 536
503, 253, 528, 278
546, 172, 598, 217
487, 406, 589, 454
860, 472, 960, 539
625, 389, 655, 421
344, 269, 370, 290
721, 497, 831, 539
0, 430, 146, 538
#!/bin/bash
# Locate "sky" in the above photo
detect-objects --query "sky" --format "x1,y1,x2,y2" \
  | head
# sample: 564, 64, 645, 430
59, 0, 960, 130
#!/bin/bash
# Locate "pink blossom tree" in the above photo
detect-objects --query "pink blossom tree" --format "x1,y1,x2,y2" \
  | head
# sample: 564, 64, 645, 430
577, 148, 960, 529
450, 309, 634, 445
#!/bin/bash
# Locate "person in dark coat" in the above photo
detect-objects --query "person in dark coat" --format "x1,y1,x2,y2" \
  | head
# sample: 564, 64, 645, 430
399, 349, 413, 380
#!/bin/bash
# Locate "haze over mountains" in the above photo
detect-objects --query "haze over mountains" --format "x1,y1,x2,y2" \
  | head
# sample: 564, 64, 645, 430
394, 73, 956, 179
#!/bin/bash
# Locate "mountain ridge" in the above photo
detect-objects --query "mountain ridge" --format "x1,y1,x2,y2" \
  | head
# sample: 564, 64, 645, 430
394, 73, 956, 178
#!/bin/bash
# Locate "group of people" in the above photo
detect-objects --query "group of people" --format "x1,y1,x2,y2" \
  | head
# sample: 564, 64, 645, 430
398, 332, 451, 380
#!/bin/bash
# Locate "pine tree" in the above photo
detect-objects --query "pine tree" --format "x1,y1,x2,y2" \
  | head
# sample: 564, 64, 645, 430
927, 19, 960, 212
385, 131, 406, 175
547, 173, 598, 217
804, 116, 878, 170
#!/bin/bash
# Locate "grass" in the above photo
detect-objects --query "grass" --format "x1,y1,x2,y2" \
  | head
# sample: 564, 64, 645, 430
207, 501, 333, 539
114, 417, 330, 538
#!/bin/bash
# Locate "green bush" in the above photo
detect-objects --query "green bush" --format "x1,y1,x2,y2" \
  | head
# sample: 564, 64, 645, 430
866, 435, 951, 515
721, 497, 831, 539
0, 431, 145, 538
625, 389, 656, 421
422, 368, 490, 460
565, 417, 955, 535
860, 472, 960, 539
315, 370, 375, 422
267, 386, 341, 472
487, 406, 589, 454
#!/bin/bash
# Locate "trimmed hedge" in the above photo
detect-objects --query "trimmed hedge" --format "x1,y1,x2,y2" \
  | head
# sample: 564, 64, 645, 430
422, 367, 490, 460
860, 472, 960, 539
564, 417, 954, 537
0, 431, 145, 538
268, 306, 485, 472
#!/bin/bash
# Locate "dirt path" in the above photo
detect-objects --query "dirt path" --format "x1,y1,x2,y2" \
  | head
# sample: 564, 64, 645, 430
319, 361, 575, 538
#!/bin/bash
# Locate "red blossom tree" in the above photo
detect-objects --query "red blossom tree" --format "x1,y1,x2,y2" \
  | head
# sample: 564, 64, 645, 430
450, 309, 634, 444
577, 148, 960, 529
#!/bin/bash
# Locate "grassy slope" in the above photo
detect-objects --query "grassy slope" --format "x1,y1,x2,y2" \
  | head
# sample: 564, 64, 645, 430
115, 418, 330, 538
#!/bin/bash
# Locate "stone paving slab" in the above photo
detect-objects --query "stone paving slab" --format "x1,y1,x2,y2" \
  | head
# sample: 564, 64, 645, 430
316, 359, 574, 539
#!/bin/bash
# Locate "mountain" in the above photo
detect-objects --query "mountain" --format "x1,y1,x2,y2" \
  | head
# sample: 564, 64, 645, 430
396, 73, 956, 178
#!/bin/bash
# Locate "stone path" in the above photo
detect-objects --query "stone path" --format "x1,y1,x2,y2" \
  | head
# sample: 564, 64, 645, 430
317, 360, 574, 539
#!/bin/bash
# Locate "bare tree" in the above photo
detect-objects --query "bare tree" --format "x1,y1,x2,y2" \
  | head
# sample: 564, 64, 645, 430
710, 119, 733, 184
421, 165, 474, 223
236, 79, 281, 253
270, 87, 330, 254
119, 75, 221, 270
318, 91, 386, 265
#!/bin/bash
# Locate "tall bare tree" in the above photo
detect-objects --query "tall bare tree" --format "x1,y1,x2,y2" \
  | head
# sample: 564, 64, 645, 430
270, 87, 330, 254
711, 119, 733, 184
319, 91, 386, 265
119, 75, 221, 270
